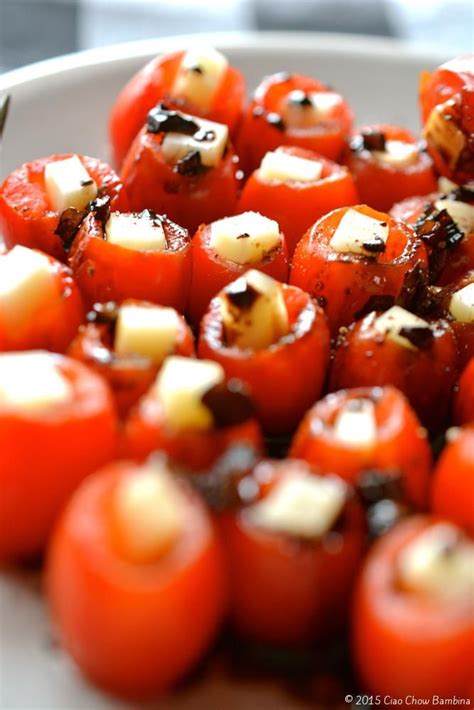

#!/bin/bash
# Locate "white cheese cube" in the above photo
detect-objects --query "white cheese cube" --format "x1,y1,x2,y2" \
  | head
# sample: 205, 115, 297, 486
281, 91, 342, 129
248, 473, 347, 539
329, 208, 389, 256
374, 306, 430, 350
114, 304, 180, 363
0, 351, 72, 414
372, 140, 418, 168
449, 282, 474, 323
333, 398, 377, 448
114, 464, 184, 563
172, 45, 228, 111
438, 176, 458, 193
434, 199, 474, 236
161, 115, 228, 168
398, 523, 474, 602
44, 155, 97, 212
105, 212, 167, 252
210, 211, 281, 265
219, 270, 289, 351
154, 356, 224, 431
0, 246, 56, 325
258, 150, 323, 183
423, 102, 465, 170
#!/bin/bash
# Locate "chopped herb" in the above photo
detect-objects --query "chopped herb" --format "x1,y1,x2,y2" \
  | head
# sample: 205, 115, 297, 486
362, 237, 386, 254
415, 205, 464, 281
54, 207, 85, 252
352, 128, 386, 153
146, 104, 200, 135
399, 324, 434, 349
236, 232, 250, 240
174, 150, 208, 176
80, 178, 94, 187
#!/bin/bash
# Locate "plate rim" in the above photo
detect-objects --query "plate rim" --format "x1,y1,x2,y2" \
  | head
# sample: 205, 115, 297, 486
0, 30, 448, 92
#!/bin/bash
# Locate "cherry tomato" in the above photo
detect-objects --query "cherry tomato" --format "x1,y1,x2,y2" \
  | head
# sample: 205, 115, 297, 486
199, 284, 330, 433
0, 352, 117, 562
47, 460, 228, 698
0, 154, 126, 260
291, 386, 432, 509
236, 72, 353, 174
432, 427, 474, 535
109, 49, 246, 167
453, 358, 474, 425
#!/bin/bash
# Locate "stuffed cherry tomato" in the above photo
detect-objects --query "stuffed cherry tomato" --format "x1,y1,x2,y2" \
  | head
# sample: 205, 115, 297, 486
236, 72, 353, 174
0, 245, 83, 353
353, 516, 474, 702
47, 459, 228, 698
0, 351, 117, 562
109, 45, 246, 167
432, 427, 474, 536
330, 306, 459, 432
391, 182, 474, 285
291, 386, 431, 509
344, 124, 437, 212
219, 459, 365, 646
420, 54, 474, 184
444, 271, 474, 368
120, 105, 240, 234
188, 210, 289, 326
68, 204, 191, 312
68, 301, 195, 417
454, 358, 474, 425
0, 154, 126, 261
198, 270, 330, 434
123, 356, 263, 471
237, 145, 359, 256
290, 205, 428, 334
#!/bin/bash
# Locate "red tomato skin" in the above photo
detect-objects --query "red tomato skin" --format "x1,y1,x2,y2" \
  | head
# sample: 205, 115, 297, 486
344, 124, 437, 213
120, 127, 240, 235
46, 462, 228, 698
188, 221, 289, 327
198, 285, 330, 433
454, 358, 474, 425
419, 55, 474, 184
352, 515, 474, 702
0, 248, 84, 353
290, 386, 432, 510
109, 50, 246, 167
123, 392, 264, 472
290, 205, 428, 335
67, 302, 195, 417
219, 460, 366, 646
432, 427, 474, 536
390, 192, 474, 286
237, 146, 359, 256
69, 212, 191, 312
236, 73, 353, 174
330, 313, 459, 433
0, 356, 118, 562
0, 155, 127, 261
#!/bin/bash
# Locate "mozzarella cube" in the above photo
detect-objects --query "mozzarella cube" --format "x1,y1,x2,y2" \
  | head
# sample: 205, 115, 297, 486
161, 114, 228, 168
282, 91, 342, 129
114, 464, 184, 563
248, 473, 347, 539
219, 270, 289, 351
374, 306, 430, 350
372, 140, 418, 168
154, 356, 224, 431
210, 211, 281, 265
333, 398, 377, 448
114, 304, 180, 363
0, 352, 72, 414
434, 199, 474, 236
172, 45, 228, 111
44, 155, 97, 212
398, 523, 474, 602
0, 246, 56, 325
329, 208, 389, 256
258, 150, 323, 183
105, 212, 167, 252
438, 176, 458, 193
449, 282, 474, 323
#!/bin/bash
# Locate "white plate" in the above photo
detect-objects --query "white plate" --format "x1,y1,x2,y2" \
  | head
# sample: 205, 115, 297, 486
0, 32, 447, 710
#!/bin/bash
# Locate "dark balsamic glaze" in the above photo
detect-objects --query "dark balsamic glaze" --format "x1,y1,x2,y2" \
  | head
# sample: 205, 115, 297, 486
201, 379, 255, 428
146, 104, 200, 135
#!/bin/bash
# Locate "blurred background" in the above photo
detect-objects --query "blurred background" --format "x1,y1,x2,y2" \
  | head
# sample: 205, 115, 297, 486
0, 0, 472, 73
